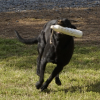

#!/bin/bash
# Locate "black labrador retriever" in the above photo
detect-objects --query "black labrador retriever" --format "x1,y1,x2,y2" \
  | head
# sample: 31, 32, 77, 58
15, 18, 76, 91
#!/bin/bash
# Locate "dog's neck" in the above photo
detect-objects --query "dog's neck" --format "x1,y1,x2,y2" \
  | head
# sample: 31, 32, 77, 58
50, 29, 71, 44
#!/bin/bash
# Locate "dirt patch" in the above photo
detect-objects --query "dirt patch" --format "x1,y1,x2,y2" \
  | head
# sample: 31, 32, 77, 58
0, 7, 100, 44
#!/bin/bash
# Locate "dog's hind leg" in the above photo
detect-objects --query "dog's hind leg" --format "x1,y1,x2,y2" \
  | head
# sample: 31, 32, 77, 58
41, 65, 63, 91
37, 32, 46, 76
35, 58, 47, 89
37, 49, 44, 76
55, 74, 61, 85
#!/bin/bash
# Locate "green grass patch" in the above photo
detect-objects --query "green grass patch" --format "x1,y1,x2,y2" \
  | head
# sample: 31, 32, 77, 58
0, 38, 100, 100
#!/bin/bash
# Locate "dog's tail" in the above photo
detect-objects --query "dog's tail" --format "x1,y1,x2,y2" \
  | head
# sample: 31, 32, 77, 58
15, 30, 38, 44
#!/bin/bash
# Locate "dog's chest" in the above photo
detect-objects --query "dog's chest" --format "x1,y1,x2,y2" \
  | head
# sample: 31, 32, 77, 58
52, 34, 69, 49
44, 33, 73, 63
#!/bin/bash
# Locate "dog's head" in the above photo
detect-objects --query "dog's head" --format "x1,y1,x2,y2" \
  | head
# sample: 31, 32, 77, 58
57, 18, 76, 29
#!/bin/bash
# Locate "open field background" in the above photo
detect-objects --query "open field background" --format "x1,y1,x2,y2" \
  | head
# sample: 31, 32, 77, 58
0, 6, 100, 100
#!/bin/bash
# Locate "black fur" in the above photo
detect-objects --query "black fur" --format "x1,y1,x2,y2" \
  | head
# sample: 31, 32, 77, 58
15, 18, 76, 91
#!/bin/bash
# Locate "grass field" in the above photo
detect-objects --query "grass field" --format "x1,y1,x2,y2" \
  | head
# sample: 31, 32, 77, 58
0, 38, 100, 100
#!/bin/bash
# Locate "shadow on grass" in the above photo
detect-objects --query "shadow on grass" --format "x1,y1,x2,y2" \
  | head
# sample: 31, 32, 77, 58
86, 81, 100, 93
64, 81, 100, 93
42, 81, 100, 94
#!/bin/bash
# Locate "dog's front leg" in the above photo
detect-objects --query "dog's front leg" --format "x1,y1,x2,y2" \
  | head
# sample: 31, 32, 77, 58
35, 58, 47, 89
41, 65, 63, 91
55, 74, 61, 85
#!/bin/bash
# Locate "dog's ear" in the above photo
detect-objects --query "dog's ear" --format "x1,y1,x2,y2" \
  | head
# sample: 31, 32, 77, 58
71, 25, 77, 29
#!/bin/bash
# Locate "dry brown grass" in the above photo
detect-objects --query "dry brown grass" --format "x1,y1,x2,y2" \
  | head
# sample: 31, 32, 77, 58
0, 7, 100, 43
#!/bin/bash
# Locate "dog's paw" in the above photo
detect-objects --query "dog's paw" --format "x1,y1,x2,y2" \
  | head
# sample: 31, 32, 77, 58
55, 77, 61, 86
35, 82, 43, 89
41, 83, 48, 91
